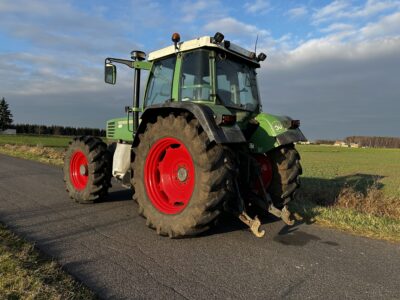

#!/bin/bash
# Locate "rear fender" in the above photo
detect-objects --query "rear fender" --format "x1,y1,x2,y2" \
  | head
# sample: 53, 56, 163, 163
133, 102, 246, 147
249, 113, 307, 153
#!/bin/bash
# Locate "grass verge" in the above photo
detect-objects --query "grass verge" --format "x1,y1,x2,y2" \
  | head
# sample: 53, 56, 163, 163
0, 223, 96, 299
0, 144, 64, 166
290, 198, 400, 243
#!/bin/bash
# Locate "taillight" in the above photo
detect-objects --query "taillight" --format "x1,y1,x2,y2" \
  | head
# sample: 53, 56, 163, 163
221, 115, 236, 125
290, 120, 300, 129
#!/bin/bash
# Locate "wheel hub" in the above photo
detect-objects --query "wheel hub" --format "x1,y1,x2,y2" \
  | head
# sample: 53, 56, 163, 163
177, 167, 188, 182
79, 164, 88, 176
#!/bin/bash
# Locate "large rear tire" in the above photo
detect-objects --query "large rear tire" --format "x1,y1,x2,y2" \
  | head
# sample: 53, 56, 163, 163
63, 136, 112, 203
132, 114, 233, 237
267, 144, 302, 208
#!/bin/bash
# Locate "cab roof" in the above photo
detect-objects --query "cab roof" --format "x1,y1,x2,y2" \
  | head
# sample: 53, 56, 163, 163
148, 36, 260, 66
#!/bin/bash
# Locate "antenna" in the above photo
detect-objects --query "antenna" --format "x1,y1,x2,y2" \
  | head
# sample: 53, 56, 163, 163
254, 34, 259, 54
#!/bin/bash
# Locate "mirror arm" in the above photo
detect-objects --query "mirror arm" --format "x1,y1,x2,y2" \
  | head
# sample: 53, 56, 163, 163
105, 57, 134, 68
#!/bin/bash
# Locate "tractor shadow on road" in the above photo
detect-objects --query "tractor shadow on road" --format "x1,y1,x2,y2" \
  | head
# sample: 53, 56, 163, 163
296, 173, 385, 207
290, 173, 386, 221
101, 189, 133, 203
201, 173, 384, 243
202, 212, 336, 247
273, 224, 339, 247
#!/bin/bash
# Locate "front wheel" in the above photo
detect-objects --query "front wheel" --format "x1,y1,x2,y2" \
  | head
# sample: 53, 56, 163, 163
132, 114, 234, 238
63, 136, 112, 203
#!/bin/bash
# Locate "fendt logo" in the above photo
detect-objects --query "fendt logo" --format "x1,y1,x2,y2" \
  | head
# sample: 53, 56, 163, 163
272, 121, 283, 132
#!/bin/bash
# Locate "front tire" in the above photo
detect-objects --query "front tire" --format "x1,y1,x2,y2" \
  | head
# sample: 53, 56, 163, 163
63, 136, 112, 203
132, 114, 233, 237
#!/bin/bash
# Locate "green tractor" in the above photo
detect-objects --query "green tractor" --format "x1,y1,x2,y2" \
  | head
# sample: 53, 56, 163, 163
63, 32, 306, 238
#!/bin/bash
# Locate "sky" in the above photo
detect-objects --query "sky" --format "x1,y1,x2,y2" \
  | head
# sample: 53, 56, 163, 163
0, 0, 399, 140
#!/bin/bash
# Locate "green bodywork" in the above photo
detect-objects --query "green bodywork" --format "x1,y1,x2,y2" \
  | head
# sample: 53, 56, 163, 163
106, 110, 305, 153
107, 117, 134, 142
105, 43, 306, 153
249, 113, 305, 153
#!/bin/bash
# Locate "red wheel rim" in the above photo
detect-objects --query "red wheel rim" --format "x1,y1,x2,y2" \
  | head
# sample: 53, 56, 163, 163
144, 137, 195, 214
70, 150, 89, 190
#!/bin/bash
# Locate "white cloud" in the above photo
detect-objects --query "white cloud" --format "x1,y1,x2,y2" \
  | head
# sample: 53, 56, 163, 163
352, 0, 400, 18
312, 0, 400, 23
244, 0, 270, 14
280, 37, 399, 67
286, 6, 308, 18
312, 0, 349, 23
180, 0, 208, 22
360, 11, 400, 38
204, 17, 269, 38
309, 11, 400, 42
320, 23, 354, 33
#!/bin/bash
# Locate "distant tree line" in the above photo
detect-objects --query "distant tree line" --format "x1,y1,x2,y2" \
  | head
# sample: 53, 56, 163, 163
0, 97, 105, 136
344, 136, 400, 148
10, 123, 106, 137
314, 139, 335, 145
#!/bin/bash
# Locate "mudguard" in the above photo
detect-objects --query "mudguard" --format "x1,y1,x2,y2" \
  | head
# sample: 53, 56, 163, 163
249, 113, 307, 153
133, 102, 246, 146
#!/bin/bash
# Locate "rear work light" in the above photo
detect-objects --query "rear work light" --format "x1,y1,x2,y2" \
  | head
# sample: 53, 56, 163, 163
290, 120, 300, 129
221, 114, 236, 125
213, 32, 225, 44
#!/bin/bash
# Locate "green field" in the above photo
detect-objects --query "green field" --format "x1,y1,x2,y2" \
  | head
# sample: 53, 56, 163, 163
0, 134, 73, 148
297, 145, 400, 198
292, 145, 400, 241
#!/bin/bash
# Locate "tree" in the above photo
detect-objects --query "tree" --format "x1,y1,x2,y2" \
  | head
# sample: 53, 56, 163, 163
0, 97, 13, 131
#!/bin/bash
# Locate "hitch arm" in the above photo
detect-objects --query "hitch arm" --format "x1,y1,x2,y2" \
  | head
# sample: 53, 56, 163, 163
227, 177, 265, 238
238, 211, 265, 238
256, 175, 294, 226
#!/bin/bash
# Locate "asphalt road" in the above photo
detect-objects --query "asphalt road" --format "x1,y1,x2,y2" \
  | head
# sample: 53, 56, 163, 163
0, 154, 399, 299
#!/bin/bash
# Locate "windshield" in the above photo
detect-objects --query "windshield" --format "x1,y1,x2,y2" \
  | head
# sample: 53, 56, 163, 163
216, 54, 260, 111
180, 50, 211, 101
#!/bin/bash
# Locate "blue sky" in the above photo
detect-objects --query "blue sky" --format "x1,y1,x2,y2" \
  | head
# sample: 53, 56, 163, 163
0, 0, 399, 139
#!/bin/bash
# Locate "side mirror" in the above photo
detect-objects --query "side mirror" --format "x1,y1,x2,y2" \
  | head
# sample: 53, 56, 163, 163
105, 63, 116, 84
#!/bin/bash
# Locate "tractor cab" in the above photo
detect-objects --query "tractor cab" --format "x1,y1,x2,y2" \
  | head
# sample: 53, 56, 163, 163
144, 34, 264, 113
104, 33, 267, 139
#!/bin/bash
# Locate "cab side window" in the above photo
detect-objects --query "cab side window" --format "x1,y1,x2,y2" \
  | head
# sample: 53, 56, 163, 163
145, 56, 176, 106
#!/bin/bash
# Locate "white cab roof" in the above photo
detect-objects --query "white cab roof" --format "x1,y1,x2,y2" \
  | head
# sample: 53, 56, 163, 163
148, 36, 259, 65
